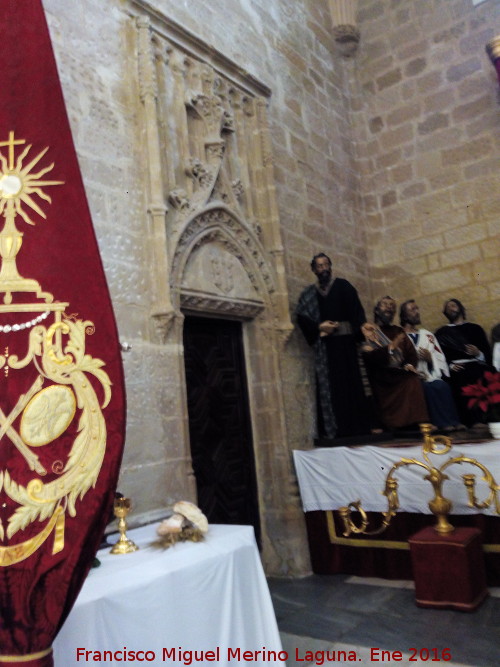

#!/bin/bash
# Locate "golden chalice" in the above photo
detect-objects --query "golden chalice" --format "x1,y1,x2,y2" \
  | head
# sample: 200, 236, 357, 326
110, 497, 139, 554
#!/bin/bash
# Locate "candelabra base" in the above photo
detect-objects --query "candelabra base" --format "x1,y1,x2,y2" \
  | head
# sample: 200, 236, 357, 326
409, 526, 488, 611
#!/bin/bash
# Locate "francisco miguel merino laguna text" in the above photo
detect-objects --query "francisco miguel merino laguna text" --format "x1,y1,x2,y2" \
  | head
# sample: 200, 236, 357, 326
76, 646, 363, 664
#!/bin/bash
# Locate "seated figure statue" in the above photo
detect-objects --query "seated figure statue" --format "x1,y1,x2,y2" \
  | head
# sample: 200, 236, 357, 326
399, 299, 463, 433
435, 298, 494, 428
361, 296, 428, 432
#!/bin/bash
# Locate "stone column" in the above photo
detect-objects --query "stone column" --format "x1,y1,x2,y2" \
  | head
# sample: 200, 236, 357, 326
254, 98, 293, 340
136, 16, 174, 340
231, 90, 256, 223
168, 49, 193, 196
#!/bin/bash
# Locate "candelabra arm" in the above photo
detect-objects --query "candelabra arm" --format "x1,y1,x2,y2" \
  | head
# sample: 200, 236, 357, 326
441, 456, 500, 512
339, 459, 432, 537
395, 458, 430, 473
421, 423, 452, 463
337, 423, 500, 539
338, 496, 397, 537
463, 473, 477, 508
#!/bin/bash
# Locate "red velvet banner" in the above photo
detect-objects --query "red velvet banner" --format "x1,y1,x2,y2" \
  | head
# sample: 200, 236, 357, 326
0, 1, 126, 665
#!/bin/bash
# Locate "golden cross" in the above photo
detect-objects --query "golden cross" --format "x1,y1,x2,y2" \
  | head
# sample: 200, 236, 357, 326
0, 375, 46, 475
0, 131, 26, 170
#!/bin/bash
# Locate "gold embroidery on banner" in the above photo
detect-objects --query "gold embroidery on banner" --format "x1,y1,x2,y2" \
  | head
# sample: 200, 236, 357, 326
0, 132, 63, 305
0, 647, 52, 663
0, 133, 112, 565
0, 472, 3, 541
0, 505, 64, 565
20, 384, 76, 447
0, 375, 46, 474
3, 318, 110, 542
53, 505, 65, 554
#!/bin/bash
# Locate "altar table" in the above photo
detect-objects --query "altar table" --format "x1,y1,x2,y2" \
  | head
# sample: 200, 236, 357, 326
53, 524, 284, 667
293, 441, 500, 584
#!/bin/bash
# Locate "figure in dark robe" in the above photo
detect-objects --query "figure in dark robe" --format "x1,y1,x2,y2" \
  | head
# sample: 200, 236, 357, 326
435, 298, 494, 427
361, 296, 428, 431
296, 253, 370, 439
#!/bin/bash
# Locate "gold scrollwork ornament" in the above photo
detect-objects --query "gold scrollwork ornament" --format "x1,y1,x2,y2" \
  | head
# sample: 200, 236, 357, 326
0, 317, 111, 566
0, 132, 112, 566
339, 423, 500, 537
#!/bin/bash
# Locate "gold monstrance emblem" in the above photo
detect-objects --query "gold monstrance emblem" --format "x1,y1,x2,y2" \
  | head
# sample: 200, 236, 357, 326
0, 131, 63, 304
0, 132, 112, 566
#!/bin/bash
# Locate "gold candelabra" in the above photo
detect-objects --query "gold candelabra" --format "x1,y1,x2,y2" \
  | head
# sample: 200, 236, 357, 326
339, 423, 500, 536
110, 497, 139, 554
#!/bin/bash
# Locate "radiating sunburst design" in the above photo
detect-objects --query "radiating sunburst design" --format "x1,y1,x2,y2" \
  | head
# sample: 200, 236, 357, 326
0, 131, 63, 226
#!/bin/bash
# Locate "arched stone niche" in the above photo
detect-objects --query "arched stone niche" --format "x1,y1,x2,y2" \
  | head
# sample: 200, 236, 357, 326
174, 204, 270, 319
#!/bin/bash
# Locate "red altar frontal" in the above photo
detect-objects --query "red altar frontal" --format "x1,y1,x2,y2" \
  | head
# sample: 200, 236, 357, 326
304, 509, 500, 586
294, 441, 500, 587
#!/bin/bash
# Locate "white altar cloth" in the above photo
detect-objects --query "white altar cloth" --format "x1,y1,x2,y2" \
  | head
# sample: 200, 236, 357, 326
293, 441, 500, 515
53, 523, 284, 667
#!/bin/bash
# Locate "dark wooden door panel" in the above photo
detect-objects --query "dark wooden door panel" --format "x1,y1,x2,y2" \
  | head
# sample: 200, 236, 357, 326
183, 316, 260, 543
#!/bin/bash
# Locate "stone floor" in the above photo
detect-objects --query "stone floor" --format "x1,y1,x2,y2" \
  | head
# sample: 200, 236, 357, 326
267, 574, 500, 667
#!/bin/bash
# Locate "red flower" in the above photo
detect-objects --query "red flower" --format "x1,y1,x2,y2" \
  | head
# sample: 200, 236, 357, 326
462, 372, 500, 419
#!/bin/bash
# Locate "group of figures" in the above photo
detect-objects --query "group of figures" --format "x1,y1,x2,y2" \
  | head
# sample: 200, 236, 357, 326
296, 253, 497, 440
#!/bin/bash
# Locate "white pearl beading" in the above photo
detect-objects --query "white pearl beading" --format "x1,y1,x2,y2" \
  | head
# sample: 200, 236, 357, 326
0, 310, 50, 333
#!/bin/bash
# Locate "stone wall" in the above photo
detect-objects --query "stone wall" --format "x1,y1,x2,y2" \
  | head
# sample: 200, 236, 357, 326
352, 0, 500, 333
40, 0, 500, 576
43, 0, 366, 574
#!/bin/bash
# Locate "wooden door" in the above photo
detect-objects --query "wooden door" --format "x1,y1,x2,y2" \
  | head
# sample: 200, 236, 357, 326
183, 316, 260, 544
